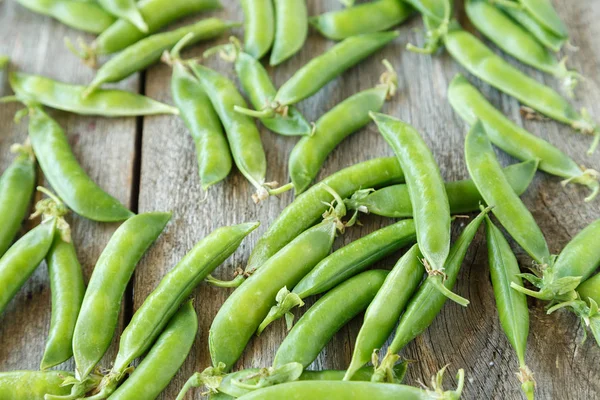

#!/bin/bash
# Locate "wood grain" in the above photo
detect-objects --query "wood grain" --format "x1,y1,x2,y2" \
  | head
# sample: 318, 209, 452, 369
1, 0, 599, 399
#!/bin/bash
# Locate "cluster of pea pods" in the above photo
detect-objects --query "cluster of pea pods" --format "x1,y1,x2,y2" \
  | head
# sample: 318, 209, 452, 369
0, 0, 599, 399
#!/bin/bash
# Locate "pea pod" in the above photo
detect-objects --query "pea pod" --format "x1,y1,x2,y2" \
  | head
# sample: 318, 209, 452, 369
465, 121, 550, 264
448, 74, 598, 201
28, 106, 134, 222
0, 143, 36, 258
98, 0, 147, 33
107, 301, 198, 400
258, 219, 416, 333
372, 208, 489, 382
309, 0, 414, 40
7, 72, 178, 117
577, 273, 600, 306
73, 212, 171, 380
500, 4, 565, 52
270, 0, 308, 66
345, 245, 425, 380
0, 371, 79, 399
485, 216, 535, 400
345, 160, 538, 218
515, 0, 567, 38
241, 0, 274, 59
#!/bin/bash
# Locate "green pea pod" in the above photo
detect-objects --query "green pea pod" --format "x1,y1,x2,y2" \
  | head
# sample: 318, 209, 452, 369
273, 270, 389, 369
371, 112, 460, 305
73, 212, 171, 379
86, 18, 237, 95
241, 0, 274, 59
0, 218, 56, 315
0, 143, 36, 258
9, 72, 178, 117
578, 273, 600, 306
40, 234, 85, 370
465, 121, 550, 264
15, 0, 116, 34
258, 219, 417, 333
485, 216, 535, 400
210, 218, 338, 371
188, 62, 268, 200
98, 0, 148, 33
28, 107, 134, 222
517, 0, 567, 38
345, 160, 538, 218
170, 59, 232, 190
448, 74, 598, 201
443, 27, 599, 154
0, 371, 76, 399
372, 208, 488, 382
345, 245, 425, 380
500, 5, 565, 52
107, 301, 198, 400
270, 0, 308, 66
309, 0, 414, 40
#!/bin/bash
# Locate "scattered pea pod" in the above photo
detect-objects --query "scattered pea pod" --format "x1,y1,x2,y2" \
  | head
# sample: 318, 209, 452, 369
270, 0, 308, 66
310, 0, 414, 40
511, 0, 568, 38
0, 371, 83, 399
448, 74, 599, 201
0, 143, 36, 258
241, 0, 274, 59
5, 72, 178, 117
73, 212, 171, 380
257, 219, 416, 333
345, 160, 538, 218
499, 3, 565, 52
98, 0, 148, 33
27, 106, 134, 222
484, 216, 535, 400
344, 245, 424, 380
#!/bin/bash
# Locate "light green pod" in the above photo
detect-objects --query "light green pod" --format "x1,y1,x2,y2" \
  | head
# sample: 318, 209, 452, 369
241, 0, 274, 59
98, 0, 148, 33
270, 0, 308, 66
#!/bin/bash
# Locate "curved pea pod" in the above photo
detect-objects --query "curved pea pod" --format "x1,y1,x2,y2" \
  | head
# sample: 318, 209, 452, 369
86, 18, 237, 95
40, 234, 85, 370
107, 301, 198, 400
310, 0, 414, 40
443, 27, 599, 154
28, 107, 134, 222
9, 72, 178, 117
241, 0, 274, 59
500, 5, 565, 52
170, 59, 232, 190
15, 0, 116, 34
465, 121, 550, 264
73, 212, 171, 380
269, 0, 308, 66
0, 143, 36, 258
517, 0, 567, 38
372, 208, 489, 382
448, 74, 598, 201
345, 245, 424, 380
258, 219, 416, 333
0, 371, 78, 399
209, 218, 338, 371
98, 0, 147, 33
345, 160, 538, 218
0, 218, 56, 315
485, 216, 535, 400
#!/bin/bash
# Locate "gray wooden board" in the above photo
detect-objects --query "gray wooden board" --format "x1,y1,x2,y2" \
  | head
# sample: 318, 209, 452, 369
1, 0, 599, 399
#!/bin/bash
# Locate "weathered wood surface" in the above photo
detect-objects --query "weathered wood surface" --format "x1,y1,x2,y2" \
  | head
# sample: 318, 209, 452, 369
1, 0, 599, 399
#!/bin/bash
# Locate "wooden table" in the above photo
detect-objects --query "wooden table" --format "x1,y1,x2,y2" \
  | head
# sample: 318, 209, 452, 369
1, 1, 599, 399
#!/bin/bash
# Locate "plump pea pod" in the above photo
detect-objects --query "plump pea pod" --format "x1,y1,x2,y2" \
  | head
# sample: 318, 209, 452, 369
500, 4, 565, 52
40, 234, 85, 370
241, 0, 274, 59
210, 217, 339, 371
345, 245, 425, 381
0, 143, 36, 258
269, 0, 308, 66
465, 121, 550, 264
28, 107, 134, 222
309, 0, 414, 40
0, 217, 56, 315
98, 0, 147, 33
273, 270, 388, 369
91, 222, 258, 399
258, 219, 417, 333
466, 0, 578, 94
578, 273, 600, 306
345, 160, 538, 218
514, 0, 567, 38
372, 209, 489, 382
73, 212, 171, 380
188, 62, 269, 201
107, 301, 198, 400
371, 112, 462, 305
448, 74, 599, 201
8, 72, 178, 117
443, 27, 599, 154
0, 371, 79, 399
15, 0, 116, 34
